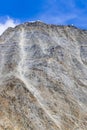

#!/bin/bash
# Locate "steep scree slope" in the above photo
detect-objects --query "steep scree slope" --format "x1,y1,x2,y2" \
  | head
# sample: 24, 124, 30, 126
0, 22, 87, 130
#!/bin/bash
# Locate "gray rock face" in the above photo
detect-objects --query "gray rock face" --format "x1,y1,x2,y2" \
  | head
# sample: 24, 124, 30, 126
0, 21, 87, 130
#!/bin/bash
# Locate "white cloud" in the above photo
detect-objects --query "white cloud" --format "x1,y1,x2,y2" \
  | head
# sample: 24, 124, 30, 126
0, 17, 19, 35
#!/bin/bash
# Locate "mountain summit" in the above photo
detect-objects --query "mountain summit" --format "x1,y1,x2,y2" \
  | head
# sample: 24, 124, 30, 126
0, 21, 87, 130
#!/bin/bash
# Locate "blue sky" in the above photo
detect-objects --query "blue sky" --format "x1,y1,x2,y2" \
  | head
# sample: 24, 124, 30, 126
0, 0, 87, 34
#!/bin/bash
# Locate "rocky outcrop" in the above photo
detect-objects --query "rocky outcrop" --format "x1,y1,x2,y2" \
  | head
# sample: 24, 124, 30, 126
0, 21, 87, 130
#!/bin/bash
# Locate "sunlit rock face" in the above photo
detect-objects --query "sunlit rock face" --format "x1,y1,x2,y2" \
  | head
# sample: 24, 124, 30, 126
0, 22, 87, 130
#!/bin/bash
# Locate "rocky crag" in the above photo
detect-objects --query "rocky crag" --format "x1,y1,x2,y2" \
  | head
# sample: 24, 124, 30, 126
0, 21, 87, 130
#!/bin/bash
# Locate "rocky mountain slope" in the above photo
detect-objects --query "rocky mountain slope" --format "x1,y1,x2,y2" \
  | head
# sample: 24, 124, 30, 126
0, 21, 87, 130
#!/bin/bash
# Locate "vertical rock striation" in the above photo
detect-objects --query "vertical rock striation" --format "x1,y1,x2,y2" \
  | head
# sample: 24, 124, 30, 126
0, 21, 87, 130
